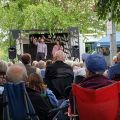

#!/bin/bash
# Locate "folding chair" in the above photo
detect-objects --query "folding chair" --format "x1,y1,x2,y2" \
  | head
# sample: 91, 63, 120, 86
3, 82, 39, 120
117, 81, 120, 119
72, 82, 119, 120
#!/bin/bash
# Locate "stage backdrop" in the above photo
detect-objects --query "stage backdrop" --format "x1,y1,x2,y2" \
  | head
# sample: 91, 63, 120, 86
28, 33, 67, 61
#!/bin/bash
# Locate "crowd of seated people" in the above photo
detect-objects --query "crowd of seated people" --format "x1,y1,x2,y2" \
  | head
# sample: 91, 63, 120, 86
0, 51, 120, 120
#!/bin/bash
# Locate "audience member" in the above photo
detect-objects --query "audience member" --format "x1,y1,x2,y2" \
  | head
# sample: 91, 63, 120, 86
73, 61, 86, 83
46, 60, 52, 67
5, 64, 52, 120
45, 50, 74, 99
79, 61, 84, 68
28, 73, 58, 108
21, 53, 40, 76
32, 60, 38, 67
38, 60, 46, 78
70, 54, 114, 115
73, 61, 86, 78
80, 54, 113, 89
112, 55, 117, 64
6, 64, 27, 83
108, 52, 120, 80
38, 60, 46, 69
103, 55, 118, 78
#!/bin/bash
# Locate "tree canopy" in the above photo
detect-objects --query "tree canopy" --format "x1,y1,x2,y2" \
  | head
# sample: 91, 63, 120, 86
96, 0, 120, 23
0, 0, 105, 33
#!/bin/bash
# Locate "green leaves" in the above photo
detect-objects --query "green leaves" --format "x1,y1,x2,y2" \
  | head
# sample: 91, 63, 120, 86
0, 0, 107, 60
0, 0, 105, 33
0, 2, 24, 30
96, 0, 120, 23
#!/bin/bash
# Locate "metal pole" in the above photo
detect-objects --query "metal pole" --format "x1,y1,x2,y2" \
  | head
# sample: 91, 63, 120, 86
110, 22, 117, 65
78, 33, 81, 61
19, 31, 22, 55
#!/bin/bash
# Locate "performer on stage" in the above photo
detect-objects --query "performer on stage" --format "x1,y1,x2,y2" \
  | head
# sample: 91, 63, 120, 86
33, 37, 47, 61
52, 40, 63, 58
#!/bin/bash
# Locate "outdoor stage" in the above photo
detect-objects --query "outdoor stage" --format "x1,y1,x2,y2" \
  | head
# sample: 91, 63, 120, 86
25, 33, 67, 61
10, 28, 82, 61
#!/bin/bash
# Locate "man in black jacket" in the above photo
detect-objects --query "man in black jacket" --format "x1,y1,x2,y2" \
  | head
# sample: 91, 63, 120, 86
45, 50, 74, 99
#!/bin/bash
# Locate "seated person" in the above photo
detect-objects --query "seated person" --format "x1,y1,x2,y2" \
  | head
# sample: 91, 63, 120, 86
73, 61, 86, 83
80, 54, 113, 89
28, 73, 58, 108
32, 60, 38, 67
0, 64, 52, 120
38, 60, 46, 78
46, 60, 53, 67
70, 54, 114, 116
21, 53, 40, 76
45, 50, 74, 99
108, 52, 120, 80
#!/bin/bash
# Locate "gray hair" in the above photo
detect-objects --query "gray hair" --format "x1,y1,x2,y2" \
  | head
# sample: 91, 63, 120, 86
0, 60, 8, 73
38, 60, 46, 69
6, 64, 28, 83
32, 61, 38, 67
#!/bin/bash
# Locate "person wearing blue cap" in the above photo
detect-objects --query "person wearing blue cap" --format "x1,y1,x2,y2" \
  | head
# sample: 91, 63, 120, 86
80, 54, 114, 89
69, 54, 114, 118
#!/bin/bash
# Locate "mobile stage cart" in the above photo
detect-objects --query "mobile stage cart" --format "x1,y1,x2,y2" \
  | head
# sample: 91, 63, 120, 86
9, 28, 84, 61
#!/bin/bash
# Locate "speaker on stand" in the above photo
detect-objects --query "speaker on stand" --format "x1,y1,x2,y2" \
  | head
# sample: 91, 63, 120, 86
8, 47, 16, 60
71, 45, 79, 59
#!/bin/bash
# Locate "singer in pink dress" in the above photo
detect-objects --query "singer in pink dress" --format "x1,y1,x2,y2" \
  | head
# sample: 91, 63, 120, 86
52, 40, 63, 57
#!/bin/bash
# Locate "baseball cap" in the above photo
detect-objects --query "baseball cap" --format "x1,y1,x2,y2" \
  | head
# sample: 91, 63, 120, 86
85, 54, 107, 73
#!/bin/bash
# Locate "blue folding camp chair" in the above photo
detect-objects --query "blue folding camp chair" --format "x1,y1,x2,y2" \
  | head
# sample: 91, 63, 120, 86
3, 82, 39, 120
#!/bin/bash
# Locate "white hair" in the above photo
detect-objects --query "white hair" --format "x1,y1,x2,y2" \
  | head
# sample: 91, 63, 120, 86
6, 64, 28, 83
38, 60, 46, 69
54, 50, 65, 61
32, 61, 38, 67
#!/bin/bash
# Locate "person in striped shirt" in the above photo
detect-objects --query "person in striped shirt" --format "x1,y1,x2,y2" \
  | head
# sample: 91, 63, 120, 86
33, 38, 47, 61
